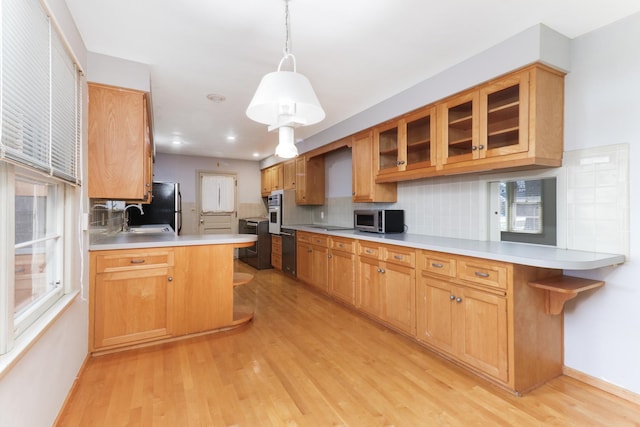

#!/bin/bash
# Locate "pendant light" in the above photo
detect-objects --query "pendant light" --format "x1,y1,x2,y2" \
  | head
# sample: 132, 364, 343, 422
246, 0, 324, 158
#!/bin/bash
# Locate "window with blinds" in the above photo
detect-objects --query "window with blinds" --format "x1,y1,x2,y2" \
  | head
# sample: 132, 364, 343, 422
0, 0, 82, 355
1, 0, 82, 184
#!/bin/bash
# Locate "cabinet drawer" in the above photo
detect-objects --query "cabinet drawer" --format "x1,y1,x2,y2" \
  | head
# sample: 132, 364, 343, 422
297, 232, 314, 244
310, 234, 328, 247
330, 237, 355, 253
96, 250, 174, 273
358, 242, 380, 259
457, 258, 508, 290
419, 251, 456, 278
383, 245, 416, 268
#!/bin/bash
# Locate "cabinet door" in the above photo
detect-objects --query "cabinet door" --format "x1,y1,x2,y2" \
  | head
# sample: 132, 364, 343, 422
479, 71, 529, 158
416, 275, 456, 354
88, 83, 148, 200
352, 131, 397, 203
94, 267, 172, 349
405, 108, 436, 171
271, 164, 284, 191
438, 91, 479, 165
381, 262, 416, 335
375, 121, 400, 174
357, 256, 383, 318
261, 169, 270, 196
283, 160, 296, 190
311, 245, 329, 292
457, 287, 508, 382
297, 241, 313, 284
296, 156, 325, 205
329, 250, 356, 306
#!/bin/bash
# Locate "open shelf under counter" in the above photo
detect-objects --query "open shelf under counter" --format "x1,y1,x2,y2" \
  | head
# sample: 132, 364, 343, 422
528, 275, 605, 315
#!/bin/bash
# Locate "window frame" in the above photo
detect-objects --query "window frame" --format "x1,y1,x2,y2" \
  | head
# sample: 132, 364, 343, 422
482, 167, 567, 249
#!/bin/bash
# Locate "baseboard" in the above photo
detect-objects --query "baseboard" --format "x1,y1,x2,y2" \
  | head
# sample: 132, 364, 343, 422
52, 353, 91, 426
563, 366, 640, 405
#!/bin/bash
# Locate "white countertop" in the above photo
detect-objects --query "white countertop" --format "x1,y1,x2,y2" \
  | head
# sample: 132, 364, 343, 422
89, 232, 257, 251
287, 225, 625, 270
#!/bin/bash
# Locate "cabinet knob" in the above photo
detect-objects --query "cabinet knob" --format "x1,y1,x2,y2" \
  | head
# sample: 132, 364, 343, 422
450, 295, 456, 300
471, 146, 478, 151
379, 269, 385, 274
168, 276, 173, 282
456, 297, 462, 303
308, 249, 313, 253
328, 254, 332, 259
478, 144, 485, 150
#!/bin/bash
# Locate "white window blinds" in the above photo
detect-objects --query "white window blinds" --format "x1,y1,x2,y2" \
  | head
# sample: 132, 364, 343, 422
1, 0, 82, 184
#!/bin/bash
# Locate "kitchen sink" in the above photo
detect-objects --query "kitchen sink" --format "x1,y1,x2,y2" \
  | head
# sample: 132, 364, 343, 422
125, 225, 173, 234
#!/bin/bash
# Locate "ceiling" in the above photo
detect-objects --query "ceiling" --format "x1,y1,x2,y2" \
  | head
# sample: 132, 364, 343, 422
65, 0, 640, 161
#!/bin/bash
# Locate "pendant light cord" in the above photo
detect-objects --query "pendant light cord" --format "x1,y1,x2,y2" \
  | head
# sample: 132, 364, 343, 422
278, 0, 296, 72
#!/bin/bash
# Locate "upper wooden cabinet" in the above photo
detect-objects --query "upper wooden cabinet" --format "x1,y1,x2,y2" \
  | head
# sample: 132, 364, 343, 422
283, 159, 296, 190
352, 130, 397, 203
260, 163, 284, 196
376, 107, 437, 176
374, 63, 564, 183
295, 155, 325, 205
88, 83, 153, 201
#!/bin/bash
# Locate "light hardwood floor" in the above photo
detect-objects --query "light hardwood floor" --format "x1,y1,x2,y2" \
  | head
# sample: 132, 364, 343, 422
57, 261, 640, 426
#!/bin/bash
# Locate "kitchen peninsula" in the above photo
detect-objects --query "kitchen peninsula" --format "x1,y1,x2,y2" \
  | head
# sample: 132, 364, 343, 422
88, 233, 257, 354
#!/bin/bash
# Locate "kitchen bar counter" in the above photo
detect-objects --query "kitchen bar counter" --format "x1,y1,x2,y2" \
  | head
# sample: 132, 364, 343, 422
286, 225, 624, 270
89, 232, 257, 251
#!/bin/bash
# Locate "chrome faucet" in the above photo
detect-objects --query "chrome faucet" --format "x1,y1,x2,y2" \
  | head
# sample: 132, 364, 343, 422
122, 203, 144, 231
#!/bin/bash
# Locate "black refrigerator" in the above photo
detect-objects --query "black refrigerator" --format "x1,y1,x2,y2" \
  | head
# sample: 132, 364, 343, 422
128, 182, 182, 234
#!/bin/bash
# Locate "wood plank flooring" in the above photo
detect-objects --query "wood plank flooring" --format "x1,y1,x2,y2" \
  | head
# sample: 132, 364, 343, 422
57, 261, 640, 426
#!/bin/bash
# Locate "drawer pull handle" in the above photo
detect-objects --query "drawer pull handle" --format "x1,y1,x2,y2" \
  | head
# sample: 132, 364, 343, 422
393, 255, 403, 260
431, 263, 443, 268
15, 267, 26, 273
130, 259, 146, 264
365, 249, 373, 254
475, 271, 490, 278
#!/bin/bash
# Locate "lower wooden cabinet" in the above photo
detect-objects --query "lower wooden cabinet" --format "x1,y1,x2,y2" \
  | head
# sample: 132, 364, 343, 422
356, 241, 416, 335
416, 249, 563, 393
296, 232, 329, 292
289, 231, 566, 393
90, 243, 247, 353
328, 237, 356, 305
417, 275, 508, 382
91, 249, 174, 351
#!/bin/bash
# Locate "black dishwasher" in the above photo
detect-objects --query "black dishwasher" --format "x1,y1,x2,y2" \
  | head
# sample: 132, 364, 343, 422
280, 227, 296, 277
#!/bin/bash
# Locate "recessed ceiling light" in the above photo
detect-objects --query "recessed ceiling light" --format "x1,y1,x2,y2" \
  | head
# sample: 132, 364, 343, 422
171, 140, 183, 145
226, 135, 236, 142
206, 93, 226, 103
252, 152, 260, 157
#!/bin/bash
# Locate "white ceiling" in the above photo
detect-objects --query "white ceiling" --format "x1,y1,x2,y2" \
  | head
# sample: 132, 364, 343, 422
65, 0, 640, 161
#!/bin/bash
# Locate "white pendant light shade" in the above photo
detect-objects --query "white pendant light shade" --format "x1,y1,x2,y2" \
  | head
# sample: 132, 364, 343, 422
246, 70, 325, 127
274, 126, 298, 158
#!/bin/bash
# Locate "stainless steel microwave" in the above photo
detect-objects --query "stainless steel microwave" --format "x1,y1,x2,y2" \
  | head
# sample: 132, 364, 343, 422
354, 209, 405, 233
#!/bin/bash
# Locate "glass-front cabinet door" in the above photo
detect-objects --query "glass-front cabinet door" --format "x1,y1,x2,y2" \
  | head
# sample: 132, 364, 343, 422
405, 108, 436, 170
376, 122, 400, 174
439, 91, 479, 165
480, 71, 529, 158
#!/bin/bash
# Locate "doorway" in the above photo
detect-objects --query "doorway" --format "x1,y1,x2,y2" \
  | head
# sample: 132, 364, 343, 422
196, 171, 237, 234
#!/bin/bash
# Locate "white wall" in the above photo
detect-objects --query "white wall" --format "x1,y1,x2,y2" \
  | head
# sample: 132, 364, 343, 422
562, 12, 640, 394
0, 1, 89, 426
